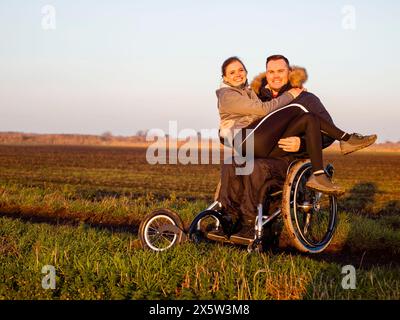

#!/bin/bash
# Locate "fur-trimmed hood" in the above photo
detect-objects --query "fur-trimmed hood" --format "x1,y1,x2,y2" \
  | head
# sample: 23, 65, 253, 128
250, 66, 308, 95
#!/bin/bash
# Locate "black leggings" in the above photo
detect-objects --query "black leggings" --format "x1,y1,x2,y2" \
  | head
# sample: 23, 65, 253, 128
235, 105, 345, 172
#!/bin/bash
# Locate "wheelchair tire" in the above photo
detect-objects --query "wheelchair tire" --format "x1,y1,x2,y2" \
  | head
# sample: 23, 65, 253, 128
281, 160, 338, 253
138, 209, 185, 251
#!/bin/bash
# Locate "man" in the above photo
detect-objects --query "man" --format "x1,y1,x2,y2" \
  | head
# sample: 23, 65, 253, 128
215, 54, 376, 242
252, 54, 336, 153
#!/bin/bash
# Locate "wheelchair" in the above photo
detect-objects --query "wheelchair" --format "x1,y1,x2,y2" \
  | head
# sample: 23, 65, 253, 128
138, 158, 338, 254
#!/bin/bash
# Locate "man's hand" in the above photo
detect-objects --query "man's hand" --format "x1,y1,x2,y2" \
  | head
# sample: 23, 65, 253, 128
278, 136, 301, 152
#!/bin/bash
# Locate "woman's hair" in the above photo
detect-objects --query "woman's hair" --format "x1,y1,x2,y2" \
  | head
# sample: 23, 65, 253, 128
221, 56, 247, 77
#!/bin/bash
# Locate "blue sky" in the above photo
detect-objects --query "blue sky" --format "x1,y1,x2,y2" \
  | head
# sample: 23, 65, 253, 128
0, 0, 399, 141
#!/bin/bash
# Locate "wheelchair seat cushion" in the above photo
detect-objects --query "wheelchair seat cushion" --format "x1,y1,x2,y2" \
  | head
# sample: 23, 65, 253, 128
218, 156, 291, 223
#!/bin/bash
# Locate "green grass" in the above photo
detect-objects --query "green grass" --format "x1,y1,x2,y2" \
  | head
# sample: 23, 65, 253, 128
0, 145, 399, 299
1, 216, 399, 300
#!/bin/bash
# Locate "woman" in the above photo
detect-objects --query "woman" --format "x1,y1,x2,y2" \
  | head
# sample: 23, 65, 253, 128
216, 56, 377, 195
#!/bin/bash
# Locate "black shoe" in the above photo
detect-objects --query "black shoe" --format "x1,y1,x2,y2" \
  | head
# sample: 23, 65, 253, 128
230, 225, 255, 244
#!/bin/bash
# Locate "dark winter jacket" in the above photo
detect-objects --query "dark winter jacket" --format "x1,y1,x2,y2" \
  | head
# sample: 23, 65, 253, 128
250, 68, 336, 148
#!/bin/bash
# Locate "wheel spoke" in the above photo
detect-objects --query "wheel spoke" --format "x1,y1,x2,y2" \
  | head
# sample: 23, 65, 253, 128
303, 213, 311, 235
141, 213, 183, 251
147, 227, 159, 234
160, 234, 175, 242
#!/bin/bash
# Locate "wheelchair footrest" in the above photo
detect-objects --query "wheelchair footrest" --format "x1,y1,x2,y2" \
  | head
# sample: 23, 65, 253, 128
229, 234, 254, 246
206, 231, 228, 242
206, 230, 255, 246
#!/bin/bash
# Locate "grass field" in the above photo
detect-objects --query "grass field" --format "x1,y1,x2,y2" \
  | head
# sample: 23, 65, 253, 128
0, 145, 399, 299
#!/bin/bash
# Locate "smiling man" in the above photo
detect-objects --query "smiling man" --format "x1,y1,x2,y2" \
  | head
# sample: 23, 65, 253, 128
256, 54, 336, 152
251, 54, 377, 156
265, 55, 335, 123
265, 55, 293, 98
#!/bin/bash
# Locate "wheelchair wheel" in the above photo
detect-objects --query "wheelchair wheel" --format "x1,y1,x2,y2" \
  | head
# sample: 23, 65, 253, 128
282, 160, 338, 253
138, 209, 185, 251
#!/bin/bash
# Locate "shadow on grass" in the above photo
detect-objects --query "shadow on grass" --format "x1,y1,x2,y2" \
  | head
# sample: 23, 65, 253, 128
336, 182, 399, 216
268, 182, 400, 268
338, 182, 377, 215
0, 204, 140, 235
377, 200, 400, 217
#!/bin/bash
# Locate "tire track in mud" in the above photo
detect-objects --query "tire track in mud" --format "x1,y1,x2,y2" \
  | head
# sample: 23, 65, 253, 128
0, 203, 140, 234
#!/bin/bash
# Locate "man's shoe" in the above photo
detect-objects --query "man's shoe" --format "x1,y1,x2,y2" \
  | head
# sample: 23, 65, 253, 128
340, 133, 377, 155
230, 225, 255, 244
305, 174, 345, 196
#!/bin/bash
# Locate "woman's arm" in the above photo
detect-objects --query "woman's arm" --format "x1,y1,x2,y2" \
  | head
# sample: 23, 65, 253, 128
219, 88, 303, 116
219, 90, 292, 116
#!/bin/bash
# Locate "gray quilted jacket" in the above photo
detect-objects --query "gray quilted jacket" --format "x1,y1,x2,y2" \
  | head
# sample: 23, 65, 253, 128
216, 82, 293, 145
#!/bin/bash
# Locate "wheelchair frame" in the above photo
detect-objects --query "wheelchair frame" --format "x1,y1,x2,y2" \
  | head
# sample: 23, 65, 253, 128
139, 159, 338, 254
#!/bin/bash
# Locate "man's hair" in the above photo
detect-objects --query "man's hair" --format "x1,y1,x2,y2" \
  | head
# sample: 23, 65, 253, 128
266, 55, 290, 69
221, 56, 248, 77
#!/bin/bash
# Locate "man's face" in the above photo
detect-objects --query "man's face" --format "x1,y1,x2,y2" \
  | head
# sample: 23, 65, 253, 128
266, 59, 290, 92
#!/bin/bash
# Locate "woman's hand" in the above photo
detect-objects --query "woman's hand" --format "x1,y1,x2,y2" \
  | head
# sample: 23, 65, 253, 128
288, 88, 304, 99
278, 136, 301, 152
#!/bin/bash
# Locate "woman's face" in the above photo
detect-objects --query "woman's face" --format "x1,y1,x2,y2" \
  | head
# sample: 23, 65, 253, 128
223, 61, 247, 87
